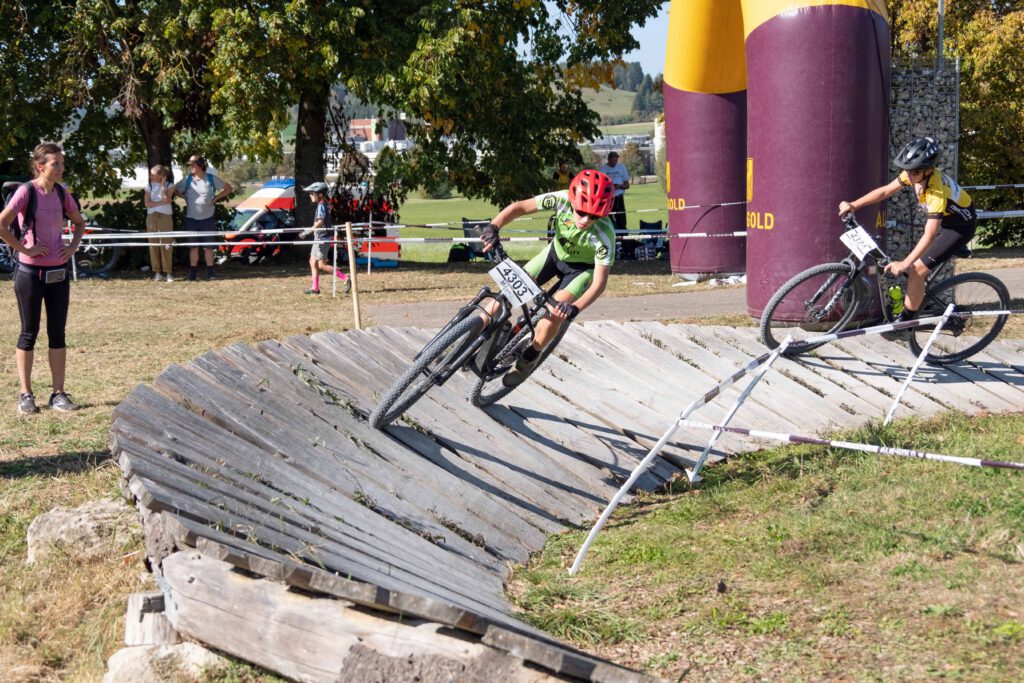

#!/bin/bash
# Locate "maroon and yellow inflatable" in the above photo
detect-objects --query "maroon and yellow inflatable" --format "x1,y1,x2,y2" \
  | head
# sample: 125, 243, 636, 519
664, 1, 890, 317
663, 0, 747, 278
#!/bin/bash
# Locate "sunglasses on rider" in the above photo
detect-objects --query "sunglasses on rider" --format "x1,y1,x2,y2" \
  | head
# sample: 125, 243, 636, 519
574, 208, 602, 221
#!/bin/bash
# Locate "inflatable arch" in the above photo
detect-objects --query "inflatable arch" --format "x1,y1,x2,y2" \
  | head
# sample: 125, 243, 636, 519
663, 0, 890, 318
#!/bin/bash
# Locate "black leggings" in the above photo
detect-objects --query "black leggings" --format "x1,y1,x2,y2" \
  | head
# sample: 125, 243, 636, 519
14, 266, 70, 351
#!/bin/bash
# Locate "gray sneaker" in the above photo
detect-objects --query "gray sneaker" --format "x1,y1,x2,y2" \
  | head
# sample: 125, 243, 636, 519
18, 392, 39, 415
48, 391, 79, 412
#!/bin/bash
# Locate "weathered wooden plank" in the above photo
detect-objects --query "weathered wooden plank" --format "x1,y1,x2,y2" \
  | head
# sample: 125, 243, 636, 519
705, 327, 892, 421
211, 342, 549, 562
274, 334, 570, 539
124, 592, 179, 646
311, 331, 615, 525
162, 552, 647, 683
831, 337, 991, 414
151, 359, 511, 569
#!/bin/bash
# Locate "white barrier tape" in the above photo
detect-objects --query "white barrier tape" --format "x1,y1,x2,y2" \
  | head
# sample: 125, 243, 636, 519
678, 419, 1024, 471
963, 183, 1024, 190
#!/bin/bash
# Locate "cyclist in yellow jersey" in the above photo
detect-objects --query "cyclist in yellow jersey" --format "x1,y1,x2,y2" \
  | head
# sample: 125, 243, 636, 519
839, 137, 977, 326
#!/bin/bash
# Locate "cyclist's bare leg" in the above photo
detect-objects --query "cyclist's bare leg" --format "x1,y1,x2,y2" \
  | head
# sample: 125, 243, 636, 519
905, 260, 930, 312
529, 290, 576, 351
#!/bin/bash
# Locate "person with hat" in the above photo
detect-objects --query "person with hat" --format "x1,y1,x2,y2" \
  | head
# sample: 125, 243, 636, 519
173, 154, 233, 281
298, 182, 350, 295
598, 151, 630, 251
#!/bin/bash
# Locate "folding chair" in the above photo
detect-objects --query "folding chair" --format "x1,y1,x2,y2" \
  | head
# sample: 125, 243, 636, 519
638, 220, 665, 261
461, 217, 491, 260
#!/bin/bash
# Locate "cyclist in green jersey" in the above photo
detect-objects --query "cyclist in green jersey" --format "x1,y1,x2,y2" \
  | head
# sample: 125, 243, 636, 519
478, 170, 617, 386
839, 137, 977, 327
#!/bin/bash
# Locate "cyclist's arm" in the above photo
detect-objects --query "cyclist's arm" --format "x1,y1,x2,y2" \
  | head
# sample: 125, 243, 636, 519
839, 178, 904, 214
492, 197, 538, 229
573, 264, 609, 312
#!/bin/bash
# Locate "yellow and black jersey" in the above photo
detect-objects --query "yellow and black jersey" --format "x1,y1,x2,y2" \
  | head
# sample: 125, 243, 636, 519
897, 169, 976, 227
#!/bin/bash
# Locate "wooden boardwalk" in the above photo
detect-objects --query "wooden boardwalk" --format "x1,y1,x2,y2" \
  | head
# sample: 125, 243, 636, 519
112, 322, 1024, 681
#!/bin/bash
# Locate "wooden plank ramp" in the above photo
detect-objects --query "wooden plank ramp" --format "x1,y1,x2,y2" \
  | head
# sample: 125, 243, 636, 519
112, 322, 1024, 683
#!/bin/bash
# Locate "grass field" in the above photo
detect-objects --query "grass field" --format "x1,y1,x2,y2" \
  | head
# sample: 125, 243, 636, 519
1, 208, 1022, 680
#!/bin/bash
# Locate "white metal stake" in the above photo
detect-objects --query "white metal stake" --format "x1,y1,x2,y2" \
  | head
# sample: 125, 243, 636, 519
884, 303, 954, 426
569, 337, 792, 576
687, 336, 793, 483
331, 224, 338, 298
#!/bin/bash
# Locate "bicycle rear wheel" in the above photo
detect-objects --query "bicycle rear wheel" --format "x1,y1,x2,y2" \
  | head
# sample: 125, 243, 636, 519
370, 314, 483, 428
470, 311, 570, 407
908, 272, 1010, 365
759, 262, 866, 354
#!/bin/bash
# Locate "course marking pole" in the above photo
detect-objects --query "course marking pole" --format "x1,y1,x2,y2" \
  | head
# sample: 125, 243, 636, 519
687, 336, 794, 483
884, 303, 954, 426
679, 419, 1024, 471
344, 222, 361, 330
568, 337, 793, 576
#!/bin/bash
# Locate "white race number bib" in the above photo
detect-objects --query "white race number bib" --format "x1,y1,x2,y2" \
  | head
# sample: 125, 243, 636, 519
489, 258, 541, 307
839, 226, 881, 260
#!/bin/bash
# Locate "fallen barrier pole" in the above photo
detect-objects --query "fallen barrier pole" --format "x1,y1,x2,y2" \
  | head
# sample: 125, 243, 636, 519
568, 337, 794, 576
679, 419, 1024, 471
884, 303, 955, 426
686, 337, 795, 484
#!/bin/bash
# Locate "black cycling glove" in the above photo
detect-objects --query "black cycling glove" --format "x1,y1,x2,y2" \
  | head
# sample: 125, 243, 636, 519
479, 222, 500, 249
554, 301, 579, 318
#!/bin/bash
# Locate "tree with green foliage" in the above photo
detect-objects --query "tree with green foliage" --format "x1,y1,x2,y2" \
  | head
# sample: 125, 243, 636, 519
619, 141, 645, 179
889, 0, 1024, 245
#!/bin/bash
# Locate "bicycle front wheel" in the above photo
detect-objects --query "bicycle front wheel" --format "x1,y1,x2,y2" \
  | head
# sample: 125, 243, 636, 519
470, 311, 570, 407
908, 272, 1010, 365
370, 314, 483, 428
759, 262, 866, 354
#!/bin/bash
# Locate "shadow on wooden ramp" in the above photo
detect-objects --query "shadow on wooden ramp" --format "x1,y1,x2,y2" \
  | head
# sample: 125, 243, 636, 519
113, 323, 1024, 682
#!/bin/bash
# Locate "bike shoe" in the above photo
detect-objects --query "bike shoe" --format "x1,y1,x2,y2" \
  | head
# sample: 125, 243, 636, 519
18, 392, 40, 415
502, 354, 540, 388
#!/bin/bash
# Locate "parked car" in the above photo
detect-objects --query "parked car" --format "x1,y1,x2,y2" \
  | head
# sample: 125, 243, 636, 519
219, 177, 295, 265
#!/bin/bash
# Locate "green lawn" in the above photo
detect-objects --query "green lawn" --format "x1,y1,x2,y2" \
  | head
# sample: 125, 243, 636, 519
393, 184, 669, 263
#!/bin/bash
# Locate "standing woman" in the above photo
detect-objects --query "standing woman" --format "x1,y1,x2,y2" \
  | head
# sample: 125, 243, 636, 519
0, 142, 87, 414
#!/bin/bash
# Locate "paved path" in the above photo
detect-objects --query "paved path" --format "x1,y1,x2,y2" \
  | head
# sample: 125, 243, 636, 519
365, 267, 1024, 330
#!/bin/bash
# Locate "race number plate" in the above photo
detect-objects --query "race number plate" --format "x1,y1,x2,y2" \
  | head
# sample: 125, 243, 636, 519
489, 258, 541, 307
839, 226, 880, 260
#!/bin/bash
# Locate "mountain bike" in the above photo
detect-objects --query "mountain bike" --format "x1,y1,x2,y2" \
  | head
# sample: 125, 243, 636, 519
758, 212, 1010, 365
369, 241, 575, 428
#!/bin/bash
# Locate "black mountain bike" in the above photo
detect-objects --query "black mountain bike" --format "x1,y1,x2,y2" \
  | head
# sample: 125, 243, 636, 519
369, 241, 575, 428
758, 212, 1009, 365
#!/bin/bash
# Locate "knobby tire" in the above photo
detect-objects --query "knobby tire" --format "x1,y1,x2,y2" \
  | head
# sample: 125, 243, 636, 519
759, 262, 865, 354
908, 272, 1009, 365
370, 315, 482, 428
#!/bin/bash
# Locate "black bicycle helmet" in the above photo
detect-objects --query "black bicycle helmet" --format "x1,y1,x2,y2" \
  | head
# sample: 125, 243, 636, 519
893, 137, 940, 170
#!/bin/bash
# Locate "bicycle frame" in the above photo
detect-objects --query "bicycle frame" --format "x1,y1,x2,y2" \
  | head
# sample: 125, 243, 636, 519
409, 243, 557, 386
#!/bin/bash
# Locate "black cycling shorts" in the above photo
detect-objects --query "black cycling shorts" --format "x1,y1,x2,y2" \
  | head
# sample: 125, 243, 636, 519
524, 243, 593, 298
920, 219, 976, 271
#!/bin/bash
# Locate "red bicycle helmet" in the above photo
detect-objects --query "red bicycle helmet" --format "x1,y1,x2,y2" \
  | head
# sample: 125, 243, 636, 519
568, 170, 614, 217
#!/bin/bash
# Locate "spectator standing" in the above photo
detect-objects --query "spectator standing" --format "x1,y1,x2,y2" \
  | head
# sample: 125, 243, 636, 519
173, 155, 232, 281
552, 160, 571, 191
0, 141, 87, 415
598, 151, 630, 247
144, 165, 174, 281
298, 182, 350, 295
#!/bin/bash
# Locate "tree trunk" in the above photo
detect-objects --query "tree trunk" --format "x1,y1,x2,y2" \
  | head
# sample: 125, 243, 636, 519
295, 83, 328, 228
137, 109, 175, 181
